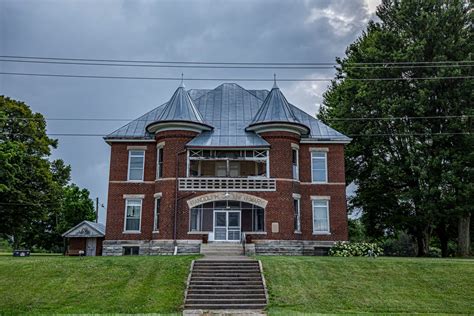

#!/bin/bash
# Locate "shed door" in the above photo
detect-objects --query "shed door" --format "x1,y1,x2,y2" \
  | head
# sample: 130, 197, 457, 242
86, 238, 96, 256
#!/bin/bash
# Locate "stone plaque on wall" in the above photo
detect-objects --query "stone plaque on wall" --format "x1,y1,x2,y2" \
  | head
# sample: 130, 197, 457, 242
271, 222, 279, 233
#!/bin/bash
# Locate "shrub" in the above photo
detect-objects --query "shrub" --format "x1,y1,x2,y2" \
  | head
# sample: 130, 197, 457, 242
329, 241, 383, 257
428, 247, 442, 258
382, 231, 417, 257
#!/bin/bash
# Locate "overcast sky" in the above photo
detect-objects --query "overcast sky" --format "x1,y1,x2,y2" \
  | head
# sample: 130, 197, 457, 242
1, 0, 380, 223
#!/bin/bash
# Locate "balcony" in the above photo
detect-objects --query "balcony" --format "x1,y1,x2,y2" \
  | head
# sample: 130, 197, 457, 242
178, 177, 276, 191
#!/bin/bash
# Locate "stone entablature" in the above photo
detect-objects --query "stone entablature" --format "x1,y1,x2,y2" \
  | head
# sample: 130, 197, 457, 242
187, 192, 268, 209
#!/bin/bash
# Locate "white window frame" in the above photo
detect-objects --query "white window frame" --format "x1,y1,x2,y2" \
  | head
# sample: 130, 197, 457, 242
123, 198, 142, 233
293, 197, 301, 233
312, 198, 330, 234
153, 194, 162, 232
292, 144, 299, 180
189, 206, 203, 232
128, 150, 145, 181
311, 151, 328, 183
156, 144, 164, 179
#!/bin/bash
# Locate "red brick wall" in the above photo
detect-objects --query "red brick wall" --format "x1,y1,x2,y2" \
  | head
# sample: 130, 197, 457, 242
105, 130, 348, 242
105, 131, 197, 241
259, 131, 300, 179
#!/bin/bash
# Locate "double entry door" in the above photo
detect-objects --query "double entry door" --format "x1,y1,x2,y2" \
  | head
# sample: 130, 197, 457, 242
214, 210, 241, 241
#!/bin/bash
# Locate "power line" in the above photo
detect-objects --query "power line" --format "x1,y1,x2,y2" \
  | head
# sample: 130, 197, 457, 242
1, 115, 472, 122
2, 132, 471, 137
1, 58, 472, 69
1, 71, 473, 82
2, 55, 473, 66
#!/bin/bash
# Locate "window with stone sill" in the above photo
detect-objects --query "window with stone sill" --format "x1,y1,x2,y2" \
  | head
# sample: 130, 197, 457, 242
312, 199, 330, 234
128, 150, 145, 181
311, 151, 328, 183
124, 199, 141, 232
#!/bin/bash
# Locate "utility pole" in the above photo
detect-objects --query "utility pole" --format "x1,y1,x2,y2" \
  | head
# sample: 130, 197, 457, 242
95, 197, 99, 223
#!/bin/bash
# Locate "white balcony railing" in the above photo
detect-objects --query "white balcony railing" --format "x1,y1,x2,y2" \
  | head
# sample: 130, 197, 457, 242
178, 177, 276, 192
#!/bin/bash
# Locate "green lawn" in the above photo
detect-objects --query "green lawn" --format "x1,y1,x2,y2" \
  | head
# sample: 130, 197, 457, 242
1, 255, 472, 315
259, 256, 474, 315
0, 255, 197, 314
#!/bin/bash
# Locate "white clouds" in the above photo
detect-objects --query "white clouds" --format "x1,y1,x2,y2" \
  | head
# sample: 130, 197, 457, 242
364, 0, 382, 14
305, 0, 379, 36
306, 7, 357, 36
284, 78, 329, 116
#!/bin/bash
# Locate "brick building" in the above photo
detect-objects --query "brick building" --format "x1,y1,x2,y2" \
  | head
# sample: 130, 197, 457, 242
103, 82, 351, 255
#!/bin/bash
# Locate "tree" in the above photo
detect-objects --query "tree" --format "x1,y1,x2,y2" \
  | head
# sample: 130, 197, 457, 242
0, 96, 95, 251
58, 184, 96, 234
320, 0, 473, 256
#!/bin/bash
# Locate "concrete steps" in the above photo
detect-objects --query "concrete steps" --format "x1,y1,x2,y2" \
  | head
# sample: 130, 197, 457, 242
200, 243, 244, 256
184, 259, 267, 310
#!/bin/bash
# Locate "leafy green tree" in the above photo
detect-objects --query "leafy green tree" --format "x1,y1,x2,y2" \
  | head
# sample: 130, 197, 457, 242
0, 96, 95, 251
320, 0, 473, 256
58, 184, 96, 234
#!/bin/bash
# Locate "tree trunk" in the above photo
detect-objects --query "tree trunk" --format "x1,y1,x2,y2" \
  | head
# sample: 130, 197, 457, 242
457, 213, 471, 257
437, 224, 449, 257
416, 228, 431, 257
416, 235, 427, 256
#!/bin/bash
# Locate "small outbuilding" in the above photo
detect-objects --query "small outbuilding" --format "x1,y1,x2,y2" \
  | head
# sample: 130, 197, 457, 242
62, 221, 105, 256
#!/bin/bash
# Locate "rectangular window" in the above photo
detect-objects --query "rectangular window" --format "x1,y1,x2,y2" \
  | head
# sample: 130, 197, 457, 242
124, 199, 142, 232
311, 151, 327, 183
292, 148, 299, 180
294, 199, 301, 232
252, 207, 264, 232
312, 199, 329, 233
128, 150, 145, 181
154, 198, 161, 231
123, 246, 139, 255
190, 207, 202, 231
156, 147, 164, 179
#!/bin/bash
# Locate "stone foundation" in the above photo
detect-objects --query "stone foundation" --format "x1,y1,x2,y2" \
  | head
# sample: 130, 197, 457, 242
103, 239, 335, 256
102, 240, 201, 256
253, 240, 335, 255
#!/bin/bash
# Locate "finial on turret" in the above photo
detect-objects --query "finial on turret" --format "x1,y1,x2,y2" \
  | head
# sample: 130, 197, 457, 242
179, 73, 185, 88
272, 73, 278, 89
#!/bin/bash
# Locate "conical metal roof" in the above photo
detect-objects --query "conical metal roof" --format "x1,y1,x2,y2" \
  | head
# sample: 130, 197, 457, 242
157, 85, 205, 123
145, 85, 213, 134
248, 83, 309, 134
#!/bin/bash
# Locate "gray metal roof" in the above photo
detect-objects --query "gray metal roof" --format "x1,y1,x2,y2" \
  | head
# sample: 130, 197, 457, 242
250, 85, 300, 124
105, 83, 350, 145
156, 86, 206, 123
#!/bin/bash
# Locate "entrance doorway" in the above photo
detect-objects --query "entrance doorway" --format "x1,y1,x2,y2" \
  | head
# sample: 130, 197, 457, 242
86, 238, 97, 256
214, 210, 241, 241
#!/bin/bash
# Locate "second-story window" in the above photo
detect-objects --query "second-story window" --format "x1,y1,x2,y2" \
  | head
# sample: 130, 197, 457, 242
187, 149, 269, 178
128, 150, 145, 181
156, 147, 164, 179
311, 151, 328, 183
292, 148, 299, 180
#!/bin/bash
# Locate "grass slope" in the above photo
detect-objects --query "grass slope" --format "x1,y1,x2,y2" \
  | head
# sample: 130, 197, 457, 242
0, 255, 197, 314
259, 256, 474, 315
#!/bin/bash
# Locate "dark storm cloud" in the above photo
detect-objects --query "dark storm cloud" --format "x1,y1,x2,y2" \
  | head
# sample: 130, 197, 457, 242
0, 0, 379, 222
